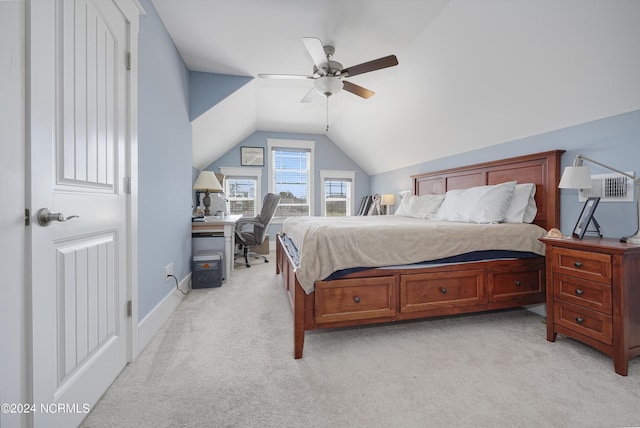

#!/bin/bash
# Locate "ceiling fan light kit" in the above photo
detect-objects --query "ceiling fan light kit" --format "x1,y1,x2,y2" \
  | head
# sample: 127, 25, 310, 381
314, 76, 343, 97
259, 37, 398, 130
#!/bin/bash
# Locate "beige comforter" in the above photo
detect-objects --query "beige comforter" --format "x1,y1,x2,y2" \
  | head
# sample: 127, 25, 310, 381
281, 215, 547, 294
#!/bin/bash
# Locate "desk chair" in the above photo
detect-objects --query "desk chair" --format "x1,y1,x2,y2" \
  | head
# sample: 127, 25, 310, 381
235, 193, 280, 267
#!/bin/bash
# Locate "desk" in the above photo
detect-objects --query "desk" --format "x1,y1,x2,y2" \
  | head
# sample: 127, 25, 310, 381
192, 215, 241, 282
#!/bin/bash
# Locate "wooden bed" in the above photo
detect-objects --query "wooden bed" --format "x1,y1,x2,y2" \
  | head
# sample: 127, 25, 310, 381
276, 150, 564, 358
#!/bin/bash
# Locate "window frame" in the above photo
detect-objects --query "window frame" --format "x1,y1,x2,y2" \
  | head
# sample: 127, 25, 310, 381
267, 138, 315, 223
320, 169, 356, 217
219, 166, 262, 216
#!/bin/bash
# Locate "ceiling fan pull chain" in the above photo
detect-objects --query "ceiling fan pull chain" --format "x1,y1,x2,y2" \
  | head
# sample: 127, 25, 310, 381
326, 96, 329, 131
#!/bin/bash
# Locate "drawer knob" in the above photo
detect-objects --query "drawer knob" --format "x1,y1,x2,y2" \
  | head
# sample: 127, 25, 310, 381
353, 296, 360, 303
573, 261, 583, 268
440, 287, 447, 294
575, 317, 584, 324
575, 289, 584, 296
514, 280, 522, 287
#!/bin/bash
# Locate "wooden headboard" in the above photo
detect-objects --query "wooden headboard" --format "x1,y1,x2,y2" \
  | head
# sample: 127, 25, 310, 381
412, 150, 565, 231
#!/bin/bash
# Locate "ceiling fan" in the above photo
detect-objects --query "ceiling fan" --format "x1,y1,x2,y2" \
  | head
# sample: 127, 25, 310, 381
259, 37, 399, 104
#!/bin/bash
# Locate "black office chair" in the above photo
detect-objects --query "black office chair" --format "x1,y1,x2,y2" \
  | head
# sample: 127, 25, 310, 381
234, 193, 280, 267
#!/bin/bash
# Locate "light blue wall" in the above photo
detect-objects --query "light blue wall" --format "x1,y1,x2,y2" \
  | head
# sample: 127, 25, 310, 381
371, 110, 640, 239
138, 0, 193, 319
189, 71, 253, 121
205, 131, 371, 238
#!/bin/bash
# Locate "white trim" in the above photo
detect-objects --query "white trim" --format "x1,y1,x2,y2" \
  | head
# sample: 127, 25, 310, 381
219, 166, 262, 177
220, 166, 262, 213
320, 169, 356, 216
137, 274, 190, 353
120, 0, 142, 362
267, 139, 315, 221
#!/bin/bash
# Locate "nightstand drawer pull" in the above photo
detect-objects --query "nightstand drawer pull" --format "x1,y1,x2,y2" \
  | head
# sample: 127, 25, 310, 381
514, 280, 522, 287
354, 296, 360, 303
575, 289, 584, 296
573, 261, 583, 268
440, 287, 447, 294
575, 317, 584, 324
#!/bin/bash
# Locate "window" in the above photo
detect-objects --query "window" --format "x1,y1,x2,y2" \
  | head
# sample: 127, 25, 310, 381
219, 167, 262, 217
320, 170, 356, 216
268, 139, 315, 221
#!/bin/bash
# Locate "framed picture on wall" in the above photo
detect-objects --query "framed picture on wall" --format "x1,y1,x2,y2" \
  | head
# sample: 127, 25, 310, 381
240, 146, 264, 166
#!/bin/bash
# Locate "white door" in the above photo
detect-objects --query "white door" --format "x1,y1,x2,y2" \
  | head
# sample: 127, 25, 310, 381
29, 1, 132, 426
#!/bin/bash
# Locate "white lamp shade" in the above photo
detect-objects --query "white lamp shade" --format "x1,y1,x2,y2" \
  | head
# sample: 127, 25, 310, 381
559, 166, 592, 189
380, 194, 396, 206
193, 171, 223, 192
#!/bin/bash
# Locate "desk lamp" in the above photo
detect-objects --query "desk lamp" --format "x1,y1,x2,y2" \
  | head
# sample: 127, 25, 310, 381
559, 154, 640, 244
193, 171, 223, 216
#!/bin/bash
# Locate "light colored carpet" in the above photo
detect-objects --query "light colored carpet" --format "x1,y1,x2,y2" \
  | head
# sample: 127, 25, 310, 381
82, 254, 640, 428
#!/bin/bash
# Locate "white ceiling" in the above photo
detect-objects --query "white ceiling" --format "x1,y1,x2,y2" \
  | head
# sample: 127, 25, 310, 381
151, 0, 640, 174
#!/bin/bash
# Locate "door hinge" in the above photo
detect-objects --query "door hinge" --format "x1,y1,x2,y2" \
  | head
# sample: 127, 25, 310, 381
126, 52, 131, 71
124, 176, 131, 194
127, 300, 132, 317
25, 208, 30, 226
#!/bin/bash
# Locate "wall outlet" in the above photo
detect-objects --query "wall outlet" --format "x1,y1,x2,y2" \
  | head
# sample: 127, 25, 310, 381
164, 263, 173, 280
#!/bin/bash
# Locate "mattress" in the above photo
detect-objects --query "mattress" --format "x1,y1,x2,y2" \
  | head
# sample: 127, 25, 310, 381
280, 216, 547, 294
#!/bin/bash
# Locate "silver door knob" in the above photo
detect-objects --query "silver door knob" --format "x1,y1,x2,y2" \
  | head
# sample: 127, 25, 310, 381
37, 208, 79, 226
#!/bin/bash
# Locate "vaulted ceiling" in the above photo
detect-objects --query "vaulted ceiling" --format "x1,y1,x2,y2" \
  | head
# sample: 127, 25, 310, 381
151, 0, 640, 174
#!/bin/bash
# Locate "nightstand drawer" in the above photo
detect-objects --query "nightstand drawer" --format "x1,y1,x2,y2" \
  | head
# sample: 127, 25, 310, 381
553, 274, 612, 315
554, 301, 612, 346
552, 247, 612, 284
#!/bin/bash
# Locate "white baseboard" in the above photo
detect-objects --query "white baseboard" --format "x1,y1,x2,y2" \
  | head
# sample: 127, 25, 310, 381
137, 274, 191, 353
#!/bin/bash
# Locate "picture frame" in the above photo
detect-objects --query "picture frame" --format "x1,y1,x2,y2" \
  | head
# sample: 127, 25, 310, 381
572, 197, 600, 240
240, 146, 264, 166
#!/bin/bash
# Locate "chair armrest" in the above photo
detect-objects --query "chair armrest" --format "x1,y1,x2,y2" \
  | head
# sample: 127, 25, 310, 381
236, 218, 265, 228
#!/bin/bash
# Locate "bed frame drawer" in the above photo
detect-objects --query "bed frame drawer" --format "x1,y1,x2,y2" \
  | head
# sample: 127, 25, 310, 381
399, 269, 484, 313
314, 277, 396, 324
489, 263, 544, 303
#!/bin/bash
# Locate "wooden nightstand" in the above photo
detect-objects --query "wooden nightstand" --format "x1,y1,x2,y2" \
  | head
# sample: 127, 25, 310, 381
541, 237, 640, 376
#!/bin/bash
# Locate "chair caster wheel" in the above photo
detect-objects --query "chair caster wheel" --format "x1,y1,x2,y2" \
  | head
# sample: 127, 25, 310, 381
246, 264, 251, 268
265, 259, 269, 263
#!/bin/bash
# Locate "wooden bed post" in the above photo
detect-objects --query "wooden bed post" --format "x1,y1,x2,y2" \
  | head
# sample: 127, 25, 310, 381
293, 280, 306, 359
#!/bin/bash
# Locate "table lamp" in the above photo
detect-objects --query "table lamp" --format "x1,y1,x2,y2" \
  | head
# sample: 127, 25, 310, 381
559, 154, 640, 244
380, 194, 396, 215
193, 171, 223, 216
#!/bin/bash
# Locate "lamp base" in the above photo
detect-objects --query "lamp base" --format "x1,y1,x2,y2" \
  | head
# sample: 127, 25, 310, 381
621, 231, 640, 245
202, 191, 211, 216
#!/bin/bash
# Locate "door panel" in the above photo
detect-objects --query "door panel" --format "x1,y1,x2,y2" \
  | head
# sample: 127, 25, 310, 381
56, 234, 116, 384
30, 1, 131, 426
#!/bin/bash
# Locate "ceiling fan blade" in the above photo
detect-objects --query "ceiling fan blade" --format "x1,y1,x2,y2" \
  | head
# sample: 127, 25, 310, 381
342, 80, 375, 99
258, 73, 312, 80
342, 55, 398, 78
300, 87, 318, 103
302, 37, 328, 73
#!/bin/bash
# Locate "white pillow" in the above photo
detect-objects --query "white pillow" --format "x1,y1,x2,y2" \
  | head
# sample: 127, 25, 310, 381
436, 181, 517, 223
395, 194, 445, 219
504, 183, 537, 223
